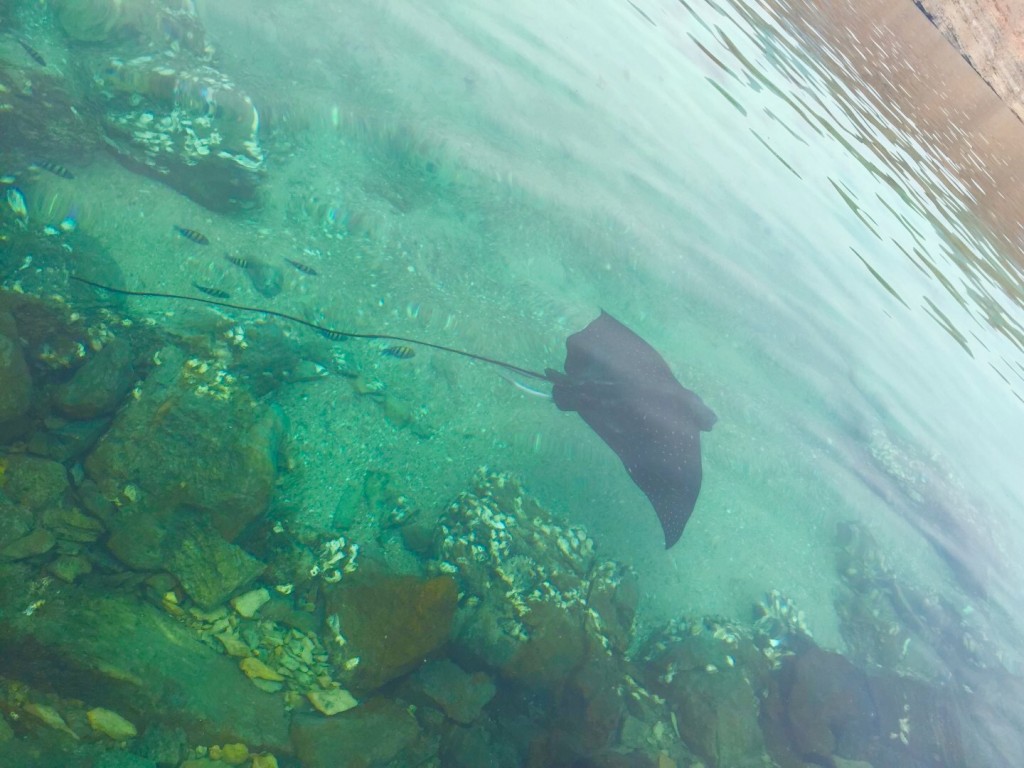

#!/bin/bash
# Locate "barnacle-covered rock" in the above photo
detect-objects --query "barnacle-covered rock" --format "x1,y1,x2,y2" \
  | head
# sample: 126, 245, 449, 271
95, 54, 264, 212
429, 471, 634, 686
85, 345, 282, 541
54, 0, 206, 51
53, 0, 129, 42
639, 617, 771, 768
834, 520, 1016, 680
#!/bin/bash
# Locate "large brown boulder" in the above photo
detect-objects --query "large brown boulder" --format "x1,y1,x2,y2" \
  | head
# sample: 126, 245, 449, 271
323, 573, 458, 692
85, 346, 283, 541
53, 335, 135, 419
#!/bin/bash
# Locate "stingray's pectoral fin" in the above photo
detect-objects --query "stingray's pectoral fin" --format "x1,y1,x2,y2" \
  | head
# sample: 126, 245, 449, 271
624, 432, 704, 549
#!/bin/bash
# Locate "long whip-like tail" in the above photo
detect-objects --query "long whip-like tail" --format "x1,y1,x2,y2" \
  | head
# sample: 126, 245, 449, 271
70, 276, 551, 382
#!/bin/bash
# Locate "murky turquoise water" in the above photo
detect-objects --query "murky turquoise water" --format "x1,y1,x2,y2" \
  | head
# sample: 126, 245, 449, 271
4, 0, 1024, 764
213, 0, 1024, 749
195, 0, 1024, 627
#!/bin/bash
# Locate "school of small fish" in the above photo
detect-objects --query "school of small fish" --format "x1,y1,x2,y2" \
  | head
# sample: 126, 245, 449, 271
0, 141, 415, 368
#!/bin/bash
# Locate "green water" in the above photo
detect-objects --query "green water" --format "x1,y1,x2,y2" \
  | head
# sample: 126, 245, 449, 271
162, 0, 1024, 635
4, 0, 1024, 764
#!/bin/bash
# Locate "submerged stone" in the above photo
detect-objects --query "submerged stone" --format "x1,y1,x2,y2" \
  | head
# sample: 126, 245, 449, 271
323, 573, 458, 692
54, 335, 135, 419
0, 574, 291, 751
0, 312, 31, 426
290, 699, 432, 768
133, 723, 188, 767
306, 688, 358, 716
432, 472, 633, 690
407, 660, 496, 724
87, 707, 138, 740
0, 527, 57, 560
0, 494, 34, 550
1, 455, 70, 510
26, 416, 110, 462
166, 518, 266, 607
85, 345, 283, 541
231, 587, 271, 618
41, 504, 105, 543
53, 0, 130, 41
47, 553, 94, 583
94, 753, 158, 768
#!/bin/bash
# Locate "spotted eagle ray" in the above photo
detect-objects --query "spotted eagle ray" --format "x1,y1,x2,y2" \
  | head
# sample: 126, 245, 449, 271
71, 277, 716, 548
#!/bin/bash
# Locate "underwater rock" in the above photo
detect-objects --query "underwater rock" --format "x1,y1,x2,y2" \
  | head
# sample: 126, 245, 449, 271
0, 714, 14, 742
210, 743, 249, 764
53, 0, 130, 41
322, 573, 458, 692
240, 657, 284, 683
164, 516, 266, 608
290, 699, 434, 768
305, 688, 358, 716
231, 587, 270, 618
133, 723, 188, 767
46, 553, 93, 583
440, 722, 521, 768
232, 258, 283, 299
1, 455, 69, 511
770, 644, 977, 767
0, 527, 56, 560
0, 312, 32, 426
104, 504, 265, 607
54, 335, 135, 419
406, 660, 496, 725
0, 292, 89, 373
27, 416, 111, 463
832, 519, 1007, 682
584, 560, 639, 654
0, 574, 291, 751
430, 472, 635, 688
86, 706, 138, 740
103, 504, 169, 571
41, 504, 105, 543
94, 55, 265, 212
0, 494, 34, 550
641, 619, 772, 768
782, 647, 879, 761
85, 345, 283, 541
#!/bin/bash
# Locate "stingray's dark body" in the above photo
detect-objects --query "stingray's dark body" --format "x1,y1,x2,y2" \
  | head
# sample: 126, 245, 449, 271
546, 311, 716, 549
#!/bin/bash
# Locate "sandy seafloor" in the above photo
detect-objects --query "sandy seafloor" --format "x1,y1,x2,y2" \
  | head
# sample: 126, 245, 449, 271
32, 0, 1024, 662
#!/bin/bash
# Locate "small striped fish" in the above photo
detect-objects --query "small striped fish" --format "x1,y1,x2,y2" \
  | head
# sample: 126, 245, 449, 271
382, 345, 416, 359
285, 257, 318, 275
320, 329, 350, 342
17, 39, 46, 67
33, 161, 74, 180
175, 225, 209, 244
192, 282, 231, 299
225, 254, 250, 268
